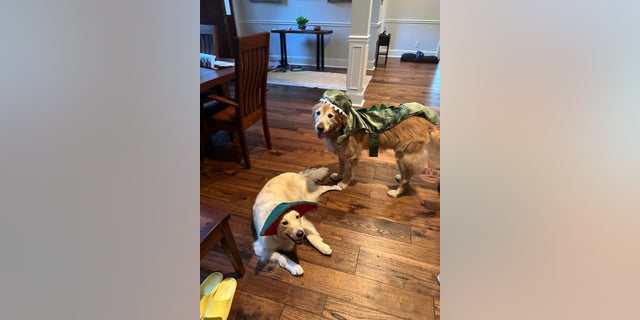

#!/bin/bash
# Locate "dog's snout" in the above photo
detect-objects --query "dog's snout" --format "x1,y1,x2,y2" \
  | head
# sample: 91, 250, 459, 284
316, 125, 324, 133
296, 230, 304, 238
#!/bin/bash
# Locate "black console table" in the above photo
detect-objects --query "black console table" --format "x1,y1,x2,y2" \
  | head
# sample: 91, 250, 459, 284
271, 29, 333, 71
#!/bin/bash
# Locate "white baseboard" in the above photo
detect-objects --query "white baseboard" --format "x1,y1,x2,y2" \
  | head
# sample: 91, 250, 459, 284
391, 49, 438, 57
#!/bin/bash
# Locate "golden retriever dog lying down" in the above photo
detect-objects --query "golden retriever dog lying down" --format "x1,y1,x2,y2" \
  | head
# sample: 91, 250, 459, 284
312, 89, 440, 198
252, 167, 341, 276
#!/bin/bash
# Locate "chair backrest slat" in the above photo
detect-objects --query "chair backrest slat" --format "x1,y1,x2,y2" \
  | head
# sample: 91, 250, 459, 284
233, 32, 270, 125
200, 25, 219, 55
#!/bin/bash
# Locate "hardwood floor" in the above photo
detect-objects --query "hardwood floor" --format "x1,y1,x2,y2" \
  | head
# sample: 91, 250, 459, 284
200, 57, 440, 320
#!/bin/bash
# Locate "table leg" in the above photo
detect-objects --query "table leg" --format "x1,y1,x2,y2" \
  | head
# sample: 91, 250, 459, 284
278, 33, 286, 67
320, 35, 324, 70
200, 228, 223, 260
316, 34, 321, 71
282, 33, 288, 67
220, 221, 246, 276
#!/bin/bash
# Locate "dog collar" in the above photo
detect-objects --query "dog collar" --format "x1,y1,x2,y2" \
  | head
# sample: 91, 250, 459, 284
259, 201, 320, 236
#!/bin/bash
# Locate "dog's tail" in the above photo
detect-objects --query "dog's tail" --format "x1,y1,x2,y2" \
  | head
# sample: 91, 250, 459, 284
300, 167, 330, 182
426, 126, 441, 165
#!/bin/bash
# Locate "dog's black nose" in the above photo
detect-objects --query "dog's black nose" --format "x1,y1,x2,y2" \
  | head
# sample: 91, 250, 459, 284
316, 125, 324, 133
296, 230, 304, 238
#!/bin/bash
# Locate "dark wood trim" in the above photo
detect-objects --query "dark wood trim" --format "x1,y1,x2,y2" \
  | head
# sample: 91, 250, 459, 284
201, 0, 238, 58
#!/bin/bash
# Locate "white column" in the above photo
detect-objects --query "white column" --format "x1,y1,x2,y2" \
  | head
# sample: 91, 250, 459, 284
346, 0, 373, 107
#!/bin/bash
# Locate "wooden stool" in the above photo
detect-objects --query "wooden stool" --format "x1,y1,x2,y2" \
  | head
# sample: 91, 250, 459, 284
375, 32, 391, 67
200, 205, 245, 276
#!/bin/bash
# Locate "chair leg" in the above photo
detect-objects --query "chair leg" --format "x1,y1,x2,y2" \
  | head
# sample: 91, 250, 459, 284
237, 129, 251, 169
262, 116, 272, 149
200, 127, 212, 162
200, 134, 207, 161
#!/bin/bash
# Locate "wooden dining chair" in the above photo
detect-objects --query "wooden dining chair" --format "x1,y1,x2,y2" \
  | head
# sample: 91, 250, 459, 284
200, 25, 219, 55
201, 32, 272, 169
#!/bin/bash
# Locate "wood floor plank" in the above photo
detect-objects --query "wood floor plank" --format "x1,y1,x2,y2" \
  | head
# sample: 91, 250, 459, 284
285, 262, 435, 320
411, 225, 441, 251
357, 199, 440, 231
335, 184, 440, 231
355, 246, 440, 297
284, 285, 328, 316
307, 206, 413, 243
321, 296, 406, 320
211, 248, 434, 319
308, 218, 440, 272
227, 290, 284, 320
280, 305, 331, 320
323, 186, 433, 222
295, 233, 360, 274
233, 268, 291, 302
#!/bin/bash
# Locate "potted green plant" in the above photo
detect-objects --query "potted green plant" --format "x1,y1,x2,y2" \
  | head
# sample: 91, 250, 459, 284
295, 16, 309, 30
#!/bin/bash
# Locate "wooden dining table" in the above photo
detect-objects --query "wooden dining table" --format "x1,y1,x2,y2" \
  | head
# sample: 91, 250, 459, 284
200, 65, 235, 93
200, 57, 236, 94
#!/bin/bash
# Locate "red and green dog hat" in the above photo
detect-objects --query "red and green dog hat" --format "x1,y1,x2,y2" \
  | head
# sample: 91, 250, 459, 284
259, 201, 320, 236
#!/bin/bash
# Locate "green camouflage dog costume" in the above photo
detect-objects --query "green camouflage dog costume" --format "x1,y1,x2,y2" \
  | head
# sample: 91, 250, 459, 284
319, 89, 440, 156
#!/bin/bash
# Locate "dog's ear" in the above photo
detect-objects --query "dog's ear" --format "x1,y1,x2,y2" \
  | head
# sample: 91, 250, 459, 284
336, 109, 348, 127
311, 103, 321, 115
311, 104, 320, 122
428, 126, 440, 147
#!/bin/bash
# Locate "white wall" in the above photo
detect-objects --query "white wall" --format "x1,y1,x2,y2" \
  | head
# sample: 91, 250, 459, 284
233, 0, 354, 68
232, 0, 439, 69
385, 0, 440, 57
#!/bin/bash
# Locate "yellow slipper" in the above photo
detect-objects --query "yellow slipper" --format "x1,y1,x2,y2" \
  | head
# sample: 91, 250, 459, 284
199, 272, 223, 317
202, 277, 237, 320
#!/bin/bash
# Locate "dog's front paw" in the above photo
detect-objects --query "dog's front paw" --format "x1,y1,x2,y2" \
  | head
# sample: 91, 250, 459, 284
387, 189, 401, 198
277, 256, 304, 276
317, 243, 332, 256
329, 173, 343, 182
330, 184, 343, 191
287, 264, 304, 276
337, 181, 349, 189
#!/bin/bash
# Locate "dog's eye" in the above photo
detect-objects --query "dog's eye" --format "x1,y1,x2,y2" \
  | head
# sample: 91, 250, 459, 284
315, 110, 321, 115
295, 214, 300, 219
328, 114, 333, 118
282, 221, 288, 225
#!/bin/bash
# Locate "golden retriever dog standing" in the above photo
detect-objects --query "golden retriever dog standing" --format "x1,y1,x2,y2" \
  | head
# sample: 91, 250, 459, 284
252, 167, 341, 276
312, 89, 440, 198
